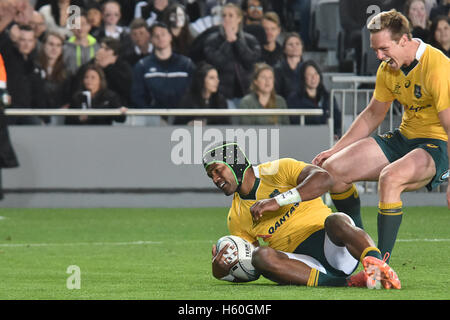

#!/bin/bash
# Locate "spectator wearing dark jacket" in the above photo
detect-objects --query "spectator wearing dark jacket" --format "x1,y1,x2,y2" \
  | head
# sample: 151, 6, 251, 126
0, 25, 45, 125
203, 3, 261, 108
176, 62, 229, 125
131, 22, 195, 124
36, 31, 72, 124
287, 60, 342, 138
75, 37, 133, 107
91, 0, 134, 57
66, 64, 126, 125
273, 32, 304, 101
123, 18, 153, 68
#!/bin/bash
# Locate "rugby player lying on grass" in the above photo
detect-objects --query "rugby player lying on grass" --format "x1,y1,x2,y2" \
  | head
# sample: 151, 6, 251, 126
204, 142, 401, 289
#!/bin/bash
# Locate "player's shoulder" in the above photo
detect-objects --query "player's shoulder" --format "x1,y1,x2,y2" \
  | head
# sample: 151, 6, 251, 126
258, 158, 307, 176
424, 44, 450, 70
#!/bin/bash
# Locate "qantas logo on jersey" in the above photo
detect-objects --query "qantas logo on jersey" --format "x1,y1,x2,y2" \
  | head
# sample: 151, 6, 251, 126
407, 104, 432, 112
267, 203, 299, 235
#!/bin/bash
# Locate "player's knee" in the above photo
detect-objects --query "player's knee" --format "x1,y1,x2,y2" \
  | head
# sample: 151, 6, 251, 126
322, 159, 348, 183
324, 213, 353, 243
252, 246, 276, 273
379, 166, 403, 191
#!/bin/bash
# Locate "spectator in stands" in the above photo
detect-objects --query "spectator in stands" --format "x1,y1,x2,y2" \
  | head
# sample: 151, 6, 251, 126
75, 37, 133, 107
86, 4, 103, 36
242, 0, 268, 25
287, 60, 341, 138
273, 32, 303, 100
135, 0, 170, 26
113, 0, 139, 26
203, 3, 261, 109
261, 11, 283, 66
36, 31, 72, 123
123, 18, 153, 67
429, 15, 450, 56
429, 0, 449, 20
39, 0, 85, 39
131, 22, 195, 123
63, 10, 100, 75
0, 24, 44, 125
30, 10, 48, 45
238, 62, 289, 126
404, 0, 431, 39
176, 62, 229, 125
92, 1, 133, 56
66, 64, 126, 125
162, 3, 194, 57
241, 0, 268, 48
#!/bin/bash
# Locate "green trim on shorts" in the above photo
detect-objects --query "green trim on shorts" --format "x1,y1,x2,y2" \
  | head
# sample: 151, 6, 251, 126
373, 129, 449, 191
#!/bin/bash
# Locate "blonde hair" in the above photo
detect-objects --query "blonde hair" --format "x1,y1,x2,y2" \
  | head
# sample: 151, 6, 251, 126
367, 9, 412, 41
263, 11, 281, 27
222, 3, 243, 21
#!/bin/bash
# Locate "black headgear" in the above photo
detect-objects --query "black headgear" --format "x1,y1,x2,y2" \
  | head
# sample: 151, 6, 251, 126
202, 142, 251, 189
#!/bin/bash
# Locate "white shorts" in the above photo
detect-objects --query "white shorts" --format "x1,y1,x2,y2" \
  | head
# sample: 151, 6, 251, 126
282, 214, 359, 275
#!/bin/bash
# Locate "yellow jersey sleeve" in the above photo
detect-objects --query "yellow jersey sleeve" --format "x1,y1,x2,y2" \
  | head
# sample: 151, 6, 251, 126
259, 158, 307, 187
427, 53, 450, 113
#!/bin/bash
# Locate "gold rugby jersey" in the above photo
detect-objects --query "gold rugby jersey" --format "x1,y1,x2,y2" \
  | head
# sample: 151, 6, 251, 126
227, 158, 331, 253
373, 39, 450, 141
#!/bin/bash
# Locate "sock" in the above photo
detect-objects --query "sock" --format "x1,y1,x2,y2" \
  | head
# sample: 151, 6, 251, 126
360, 246, 382, 262
330, 184, 363, 229
377, 201, 403, 263
307, 268, 348, 287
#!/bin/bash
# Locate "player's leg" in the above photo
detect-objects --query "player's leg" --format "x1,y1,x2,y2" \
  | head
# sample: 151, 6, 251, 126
324, 213, 382, 261
251, 246, 348, 287
324, 213, 401, 289
322, 137, 389, 228
376, 148, 436, 261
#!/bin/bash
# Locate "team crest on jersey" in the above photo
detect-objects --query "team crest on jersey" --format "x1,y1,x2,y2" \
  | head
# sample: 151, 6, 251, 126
414, 84, 422, 98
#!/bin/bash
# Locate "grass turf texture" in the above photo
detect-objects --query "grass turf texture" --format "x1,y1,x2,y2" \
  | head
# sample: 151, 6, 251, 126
0, 207, 448, 300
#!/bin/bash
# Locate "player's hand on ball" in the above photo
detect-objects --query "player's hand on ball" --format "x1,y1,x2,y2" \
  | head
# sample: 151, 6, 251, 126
211, 243, 237, 279
250, 198, 280, 222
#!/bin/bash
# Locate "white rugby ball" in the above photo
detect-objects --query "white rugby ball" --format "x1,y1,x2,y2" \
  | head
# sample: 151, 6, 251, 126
216, 235, 260, 282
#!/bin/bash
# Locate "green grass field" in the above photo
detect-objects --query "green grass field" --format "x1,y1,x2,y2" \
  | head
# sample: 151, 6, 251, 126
0, 207, 448, 300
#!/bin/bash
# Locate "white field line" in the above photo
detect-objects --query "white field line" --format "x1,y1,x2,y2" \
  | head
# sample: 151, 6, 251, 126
0, 239, 448, 248
0, 240, 163, 247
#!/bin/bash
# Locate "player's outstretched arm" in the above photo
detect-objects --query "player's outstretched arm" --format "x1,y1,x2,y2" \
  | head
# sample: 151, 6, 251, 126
313, 97, 392, 167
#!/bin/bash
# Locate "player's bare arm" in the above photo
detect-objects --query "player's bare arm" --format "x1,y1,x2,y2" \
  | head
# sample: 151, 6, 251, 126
250, 165, 333, 221
438, 108, 450, 209
313, 97, 392, 167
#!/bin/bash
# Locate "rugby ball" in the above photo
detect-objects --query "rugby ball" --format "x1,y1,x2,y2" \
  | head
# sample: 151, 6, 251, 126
216, 235, 260, 282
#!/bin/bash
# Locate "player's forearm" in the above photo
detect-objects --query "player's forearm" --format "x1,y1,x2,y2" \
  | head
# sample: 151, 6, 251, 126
296, 169, 333, 202
333, 103, 386, 152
